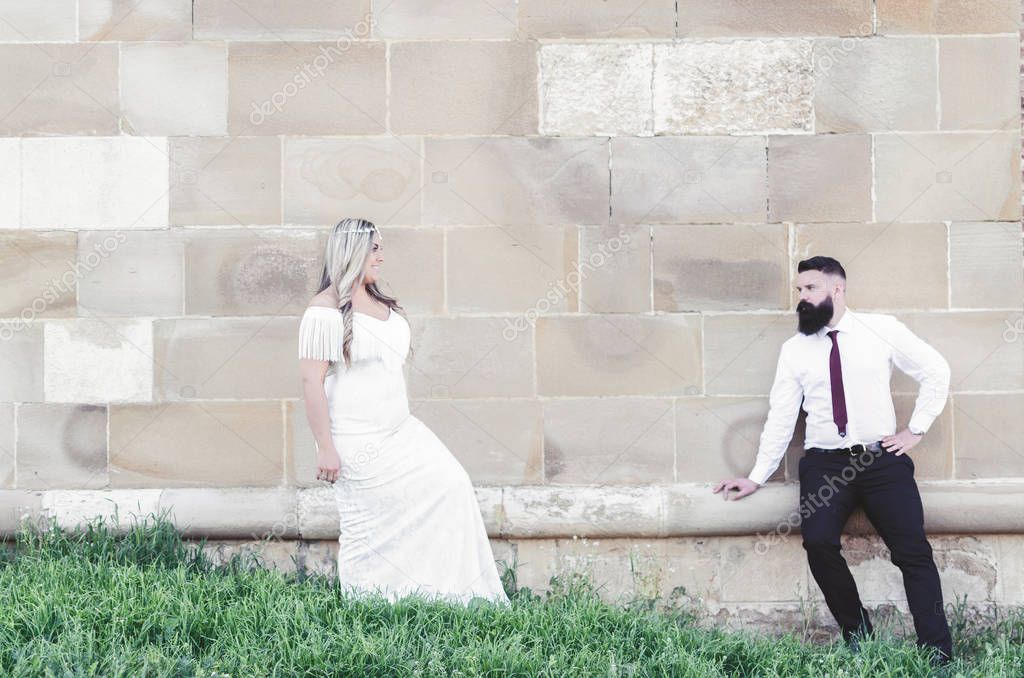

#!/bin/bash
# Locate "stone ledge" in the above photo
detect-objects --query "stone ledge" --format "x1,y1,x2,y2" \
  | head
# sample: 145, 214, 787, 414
1, 482, 1022, 539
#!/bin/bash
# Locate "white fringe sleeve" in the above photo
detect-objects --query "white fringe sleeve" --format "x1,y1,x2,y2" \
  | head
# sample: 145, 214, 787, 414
297, 307, 344, 362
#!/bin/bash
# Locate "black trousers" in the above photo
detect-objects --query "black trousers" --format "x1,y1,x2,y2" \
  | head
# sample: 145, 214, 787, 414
798, 448, 953, 661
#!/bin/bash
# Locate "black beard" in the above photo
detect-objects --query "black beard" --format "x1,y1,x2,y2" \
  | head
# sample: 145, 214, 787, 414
797, 296, 834, 335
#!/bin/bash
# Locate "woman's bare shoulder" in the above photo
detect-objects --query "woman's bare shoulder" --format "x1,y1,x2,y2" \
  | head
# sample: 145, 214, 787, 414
308, 291, 339, 309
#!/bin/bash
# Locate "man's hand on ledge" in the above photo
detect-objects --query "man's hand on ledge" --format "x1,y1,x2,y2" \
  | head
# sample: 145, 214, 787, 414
712, 477, 760, 501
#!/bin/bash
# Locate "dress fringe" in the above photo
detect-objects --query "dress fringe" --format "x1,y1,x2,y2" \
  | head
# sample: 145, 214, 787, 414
298, 307, 406, 370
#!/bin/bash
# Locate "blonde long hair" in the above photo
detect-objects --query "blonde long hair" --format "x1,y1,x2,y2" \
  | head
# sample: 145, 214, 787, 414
315, 218, 406, 368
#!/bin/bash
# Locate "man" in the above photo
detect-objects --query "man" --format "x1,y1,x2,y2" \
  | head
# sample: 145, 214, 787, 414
713, 256, 954, 664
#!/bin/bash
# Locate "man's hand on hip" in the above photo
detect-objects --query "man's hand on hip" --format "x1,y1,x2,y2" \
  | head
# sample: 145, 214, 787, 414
882, 428, 923, 456
712, 477, 760, 501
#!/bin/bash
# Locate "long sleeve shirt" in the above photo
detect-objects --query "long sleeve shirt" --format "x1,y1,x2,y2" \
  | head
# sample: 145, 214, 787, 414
747, 307, 951, 486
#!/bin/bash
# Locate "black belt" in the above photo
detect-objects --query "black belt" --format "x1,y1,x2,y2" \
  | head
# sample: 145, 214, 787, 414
807, 441, 884, 455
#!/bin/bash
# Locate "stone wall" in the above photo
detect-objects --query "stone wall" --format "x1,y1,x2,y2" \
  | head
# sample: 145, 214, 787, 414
1, 1, 1022, 627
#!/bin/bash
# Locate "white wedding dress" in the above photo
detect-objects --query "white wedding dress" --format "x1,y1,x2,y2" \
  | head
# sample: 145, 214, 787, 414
298, 305, 509, 605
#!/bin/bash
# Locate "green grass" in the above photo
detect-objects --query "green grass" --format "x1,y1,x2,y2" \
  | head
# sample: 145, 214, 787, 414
0, 514, 1020, 677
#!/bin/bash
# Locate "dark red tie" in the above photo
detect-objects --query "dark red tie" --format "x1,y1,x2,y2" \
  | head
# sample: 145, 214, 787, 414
827, 330, 848, 437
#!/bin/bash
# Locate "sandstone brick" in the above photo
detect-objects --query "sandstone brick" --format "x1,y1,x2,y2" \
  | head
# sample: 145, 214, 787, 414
893, 312, 1024, 393
0, 322, 43, 401
121, 43, 228, 136
768, 135, 872, 222
794, 222, 948, 309
996, 534, 1024, 605
44, 319, 153, 403
424, 137, 608, 226
654, 41, 813, 134
540, 44, 653, 136
502, 485, 663, 538
536, 315, 701, 396
814, 38, 937, 133
40, 489, 162, 532
154, 317, 299, 401
508, 539, 558, 594
22, 137, 168, 229
939, 37, 1019, 131
543, 398, 674, 485
949, 222, 1023, 308
954, 394, 1024, 479
158, 488, 297, 538
390, 41, 537, 135
374, 0, 516, 38
0, 1, 76, 41
654, 224, 789, 312
677, 0, 873, 37
893, 395, 953, 480
406, 317, 534, 399
110, 402, 285, 487
874, 132, 1021, 222
77, 230, 186, 317
183, 229, 322, 316
519, 0, 675, 38
411, 399, 543, 484
285, 400, 317, 487
375, 227, 444, 314
611, 136, 767, 224
170, 137, 281, 226
283, 137, 420, 226
720, 536, 809, 602
704, 313, 796, 395
79, 0, 192, 40
446, 225, 579, 314
0, 139, 17, 226
876, 0, 1019, 34
195, 0, 372, 40
16, 404, 107, 489
0, 404, 14, 488
579, 225, 651, 313
0, 44, 118, 135
0, 231, 77, 318
228, 42, 385, 135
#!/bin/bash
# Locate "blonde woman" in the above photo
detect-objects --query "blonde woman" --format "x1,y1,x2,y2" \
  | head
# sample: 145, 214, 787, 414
297, 218, 509, 606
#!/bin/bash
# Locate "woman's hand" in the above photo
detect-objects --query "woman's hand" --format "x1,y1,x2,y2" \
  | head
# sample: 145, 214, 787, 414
316, 448, 341, 483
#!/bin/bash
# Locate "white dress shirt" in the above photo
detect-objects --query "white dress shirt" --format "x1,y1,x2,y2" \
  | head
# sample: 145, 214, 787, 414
747, 307, 951, 485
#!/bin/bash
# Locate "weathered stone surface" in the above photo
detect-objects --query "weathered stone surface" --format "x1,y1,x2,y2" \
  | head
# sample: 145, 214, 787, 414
893, 395, 953, 480
543, 398, 674, 485
0, 322, 43, 401
22, 137, 168, 229
536, 315, 702, 396
997, 534, 1024, 605
79, 0, 192, 40
121, 43, 228, 136
194, 0, 372, 40
579, 225, 651, 313
0, 44, 118, 135
720, 536, 809, 602
0, 404, 14, 488
406, 317, 534, 399
171, 137, 282, 227
375, 227, 444, 314
154, 317, 299, 400
876, 0, 1019, 34
44, 319, 153, 403
874, 132, 1021, 222
424, 137, 608, 225
519, 0, 675, 38
0, 1, 76, 41
199, 538, 302, 571
540, 44, 653, 136
502, 486, 664, 538
703, 313, 795, 395
768, 135, 872, 222
411, 399, 543, 485
677, 0, 873, 37
0, 231, 77, 318
285, 400, 318, 488
390, 41, 537, 135
17, 404, 107, 490
284, 137, 420, 226
939, 36, 1019, 131
228, 42, 385, 135
795, 222, 948, 309
183, 229, 322, 316
78, 230, 186, 317
654, 41, 813, 134
109, 402, 285, 488
374, 0, 516, 38
296, 486, 338, 539
949, 223, 1023, 308
446, 225, 579, 313
654, 224, 789, 311
814, 38, 937, 132
954, 394, 1024, 480
159, 488, 298, 538
40, 489, 162, 532
0, 139, 18, 226
611, 136, 767, 224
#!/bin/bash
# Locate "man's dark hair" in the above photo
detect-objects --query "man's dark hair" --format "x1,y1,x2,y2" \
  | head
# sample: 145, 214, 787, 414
797, 256, 846, 279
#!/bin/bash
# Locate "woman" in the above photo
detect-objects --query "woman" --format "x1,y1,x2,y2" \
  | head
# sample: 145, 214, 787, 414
297, 217, 509, 606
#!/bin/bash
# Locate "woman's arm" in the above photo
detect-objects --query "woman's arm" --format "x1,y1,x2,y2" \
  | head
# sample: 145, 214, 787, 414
299, 358, 340, 482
